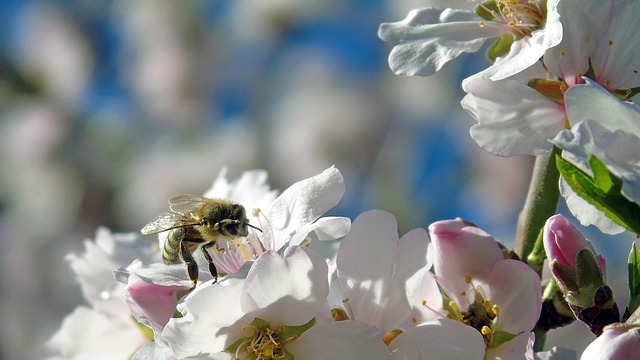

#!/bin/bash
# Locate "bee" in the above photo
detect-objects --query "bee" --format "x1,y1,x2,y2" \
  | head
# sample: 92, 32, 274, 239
141, 194, 260, 286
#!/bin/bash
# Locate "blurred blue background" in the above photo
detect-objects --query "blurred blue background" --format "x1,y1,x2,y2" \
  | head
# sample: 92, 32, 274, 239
0, 1, 632, 359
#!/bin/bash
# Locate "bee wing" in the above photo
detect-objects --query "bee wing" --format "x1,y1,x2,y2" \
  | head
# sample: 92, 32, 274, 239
141, 211, 200, 235
168, 194, 209, 214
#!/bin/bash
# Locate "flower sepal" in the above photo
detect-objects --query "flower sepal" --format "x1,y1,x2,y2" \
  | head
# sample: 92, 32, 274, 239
528, 78, 566, 105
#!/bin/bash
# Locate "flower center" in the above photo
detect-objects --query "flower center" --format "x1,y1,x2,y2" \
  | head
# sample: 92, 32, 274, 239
246, 328, 286, 360
477, 0, 546, 38
448, 281, 500, 347
227, 317, 316, 360
460, 293, 499, 346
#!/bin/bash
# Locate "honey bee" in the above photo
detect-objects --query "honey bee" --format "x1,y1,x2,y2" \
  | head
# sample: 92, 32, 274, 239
141, 195, 260, 286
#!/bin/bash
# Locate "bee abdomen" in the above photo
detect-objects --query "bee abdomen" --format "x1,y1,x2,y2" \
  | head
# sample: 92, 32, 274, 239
163, 228, 185, 265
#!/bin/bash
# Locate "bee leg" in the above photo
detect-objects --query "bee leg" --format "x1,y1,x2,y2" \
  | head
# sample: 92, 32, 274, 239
201, 243, 218, 284
180, 242, 199, 288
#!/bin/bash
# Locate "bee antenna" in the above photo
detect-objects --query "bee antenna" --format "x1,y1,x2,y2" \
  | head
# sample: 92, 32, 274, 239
247, 223, 263, 232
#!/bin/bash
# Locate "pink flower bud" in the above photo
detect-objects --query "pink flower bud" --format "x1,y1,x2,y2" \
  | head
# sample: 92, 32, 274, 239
543, 214, 605, 274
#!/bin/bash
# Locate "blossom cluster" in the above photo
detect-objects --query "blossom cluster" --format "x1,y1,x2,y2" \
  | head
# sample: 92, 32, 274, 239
380, 0, 640, 235
49, 168, 546, 359
47, 0, 640, 359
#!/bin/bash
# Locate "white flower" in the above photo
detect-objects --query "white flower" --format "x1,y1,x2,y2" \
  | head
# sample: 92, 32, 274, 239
332, 210, 490, 358
462, 0, 639, 158
206, 166, 351, 278
378, 0, 562, 81
462, 73, 566, 157
427, 219, 542, 359
551, 80, 640, 234
47, 228, 157, 359
160, 246, 386, 359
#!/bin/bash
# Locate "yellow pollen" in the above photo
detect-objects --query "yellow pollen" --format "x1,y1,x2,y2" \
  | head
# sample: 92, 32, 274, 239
411, 316, 417, 323
479, 21, 486, 27
609, 39, 614, 46
252, 208, 261, 218
422, 299, 427, 306
481, 326, 492, 335
465, 275, 473, 284
492, 304, 500, 315
383, 329, 404, 347
559, 51, 565, 57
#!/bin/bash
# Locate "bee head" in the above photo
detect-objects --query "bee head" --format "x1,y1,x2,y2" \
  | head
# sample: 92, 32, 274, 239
213, 204, 249, 237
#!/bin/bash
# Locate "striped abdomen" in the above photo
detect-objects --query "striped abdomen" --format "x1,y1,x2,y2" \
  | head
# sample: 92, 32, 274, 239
162, 227, 205, 264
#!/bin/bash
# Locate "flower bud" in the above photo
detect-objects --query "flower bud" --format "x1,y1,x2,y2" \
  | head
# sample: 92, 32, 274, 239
543, 215, 606, 295
543, 215, 620, 335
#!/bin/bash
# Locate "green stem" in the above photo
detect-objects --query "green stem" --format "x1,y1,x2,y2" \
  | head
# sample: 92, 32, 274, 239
516, 146, 562, 261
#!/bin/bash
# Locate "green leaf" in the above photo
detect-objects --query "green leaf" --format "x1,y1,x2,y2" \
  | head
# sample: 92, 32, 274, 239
556, 155, 640, 234
588, 156, 615, 193
487, 34, 514, 62
628, 243, 640, 318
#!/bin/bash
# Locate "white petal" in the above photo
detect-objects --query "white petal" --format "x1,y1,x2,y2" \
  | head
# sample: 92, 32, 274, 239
485, 260, 541, 334
287, 321, 388, 360
591, 0, 640, 90
263, 166, 345, 249
47, 306, 146, 360
308, 216, 351, 241
543, 0, 609, 84
162, 285, 245, 358
553, 119, 640, 205
564, 80, 640, 135
288, 216, 351, 246
485, 332, 534, 360
378, 8, 503, 76
131, 342, 182, 360
242, 247, 329, 325
463, 77, 566, 157
534, 347, 578, 360
117, 260, 193, 288
389, 319, 485, 360
204, 168, 278, 215
337, 210, 429, 331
